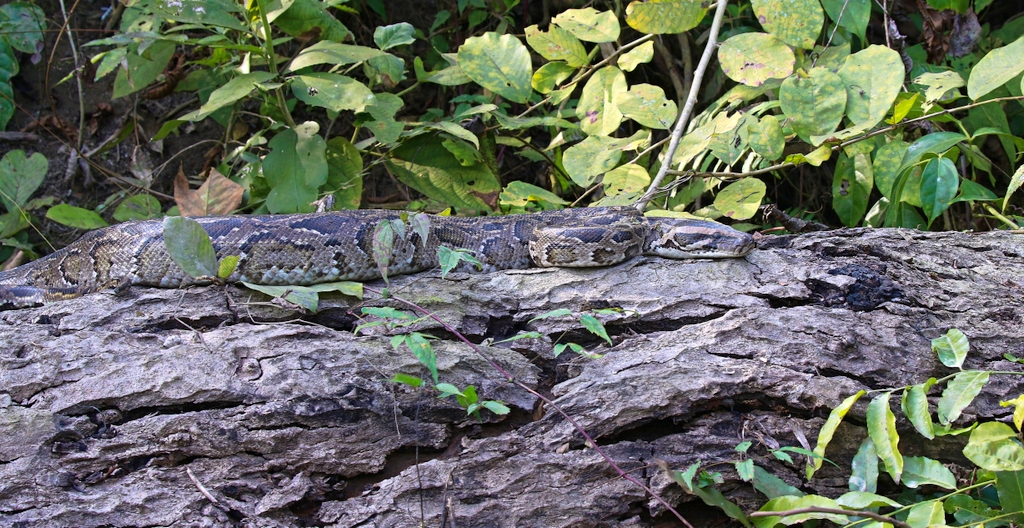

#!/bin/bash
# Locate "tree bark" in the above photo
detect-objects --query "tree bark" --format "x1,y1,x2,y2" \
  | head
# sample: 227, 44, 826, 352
1, 227, 1022, 527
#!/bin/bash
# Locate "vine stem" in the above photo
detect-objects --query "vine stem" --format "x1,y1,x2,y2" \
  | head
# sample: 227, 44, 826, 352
361, 285, 695, 528
635, 0, 730, 211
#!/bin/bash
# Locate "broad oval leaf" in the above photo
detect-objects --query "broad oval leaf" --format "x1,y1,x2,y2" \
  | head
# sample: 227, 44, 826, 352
263, 123, 329, 213
373, 22, 415, 50
719, 33, 795, 87
163, 216, 217, 278
532, 62, 576, 93
188, 71, 276, 121
525, 24, 588, 67
832, 152, 873, 227
920, 157, 959, 225
779, 68, 847, 145
900, 131, 966, 172
618, 41, 654, 72
576, 66, 626, 136
614, 83, 677, 129
901, 456, 956, 489
756, 495, 848, 527
968, 35, 1024, 101
872, 139, 909, 198
457, 32, 533, 104
821, 0, 870, 43
906, 500, 945, 526
290, 73, 375, 113
113, 194, 163, 222
624, 0, 707, 34
45, 204, 109, 229
837, 45, 904, 128
714, 178, 766, 220
751, 0, 823, 50
747, 115, 785, 161
836, 491, 901, 509
562, 136, 623, 187
551, 8, 620, 43
287, 41, 386, 72
932, 328, 969, 368
0, 150, 47, 212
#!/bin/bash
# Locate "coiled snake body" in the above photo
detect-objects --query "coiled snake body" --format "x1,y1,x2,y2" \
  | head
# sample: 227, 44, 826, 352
0, 207, 754, 309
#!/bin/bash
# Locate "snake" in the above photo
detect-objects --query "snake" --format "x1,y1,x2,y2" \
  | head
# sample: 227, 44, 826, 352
0, 206, 754, 309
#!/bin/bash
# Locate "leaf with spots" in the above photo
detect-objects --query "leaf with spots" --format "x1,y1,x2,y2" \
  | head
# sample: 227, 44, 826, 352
457, 32, 533, 103
719, 33, 795, 87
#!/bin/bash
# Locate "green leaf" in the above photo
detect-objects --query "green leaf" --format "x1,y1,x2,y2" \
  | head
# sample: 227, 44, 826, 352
386, 134, 501, 212
808, 390, 864, 480
529, 308, 573, 322
457, 32, 532, 104
217, 255, 239, 280
113, 39, 176, 99
914, 71, 966, 107
525, 24, 588, 68
613, 83, 677, 129
263, 122, 328, 213
435, 383, 462, 398
735, 459, 754, 482
602, 165, 650, 198
579, 314, 611, 345
755, 495, 847, 527
242, 283, 319, 311
751, 0, 823, 50
287, 41, 385, 72
938, 370, 989, 425
437, 245, 483, 278
290, 73, 375, 113
752, 465, 803, 499
371, 219, 394, 283
671, 471, 753, 527
163, 216, 217, 278
113, 194, 162, 221
871, 140, 908, 198
562, 136, 623, 187
951, 178, 998, 204
900, 131, 966, 172
821, 0, 870, 43
404, 333, 437, 384
968, 35, 1024, 101
1005, 164, 1024, 214
713, 178, 766, 220
0, 2, 46, 54
901, 456, 956, 489
995, 470, 1024, 523
324, 136, 363, 210
362, 306, 417, 320
373, 22, 415, 50
932, 328, 969, 368
832, 152, 873, 226
0, 150, 47, 212
747, 115, 785, 161
553, 342, 587, 358
270, 0, 350, 42
624, 0, 707, 34
719, 33, 795, 87
920, 157, 959, 225
836, 491, 900, 509
779, 68, 847, 145
186, 71, 276, 121
576, 66, 626, 136
905, 500, 945, 527
391, 373, 422, 387
849, 437, 878, 492
902, 380, 936, 439
866, 392, 903, 484
551, 8, 620, 43
481, 400, 510, 415
46, 204, 108, 229
964, 422, 1024, 471
531, 62, 576, 94
837, 45, 904, 128
151, 0, 245, 30
1002, 395, 1024, 432
499, 181, 568, 209
617, 41, 653, 72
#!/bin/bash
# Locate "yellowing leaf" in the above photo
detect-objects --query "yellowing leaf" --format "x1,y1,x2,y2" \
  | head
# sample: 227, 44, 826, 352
457, 32, 533, 103
552, 8, 620, 43
719, 32, 795, 87
625, 0, 707, 34
751, 0, 823, 50
576, 66, 626, 136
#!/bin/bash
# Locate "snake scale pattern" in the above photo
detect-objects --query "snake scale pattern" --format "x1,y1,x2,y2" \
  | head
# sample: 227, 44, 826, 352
0, 207, 754, 309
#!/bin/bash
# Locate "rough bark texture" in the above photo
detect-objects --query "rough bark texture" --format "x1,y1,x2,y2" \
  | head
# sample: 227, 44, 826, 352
1, 228, 1022, 527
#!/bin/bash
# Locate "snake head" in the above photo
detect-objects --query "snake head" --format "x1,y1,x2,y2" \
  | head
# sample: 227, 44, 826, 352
644, 218, 754, 259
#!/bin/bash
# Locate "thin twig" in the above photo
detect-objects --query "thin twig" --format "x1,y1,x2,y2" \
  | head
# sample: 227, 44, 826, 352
635, 0, 729, 211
